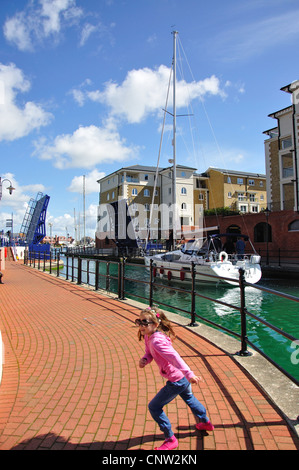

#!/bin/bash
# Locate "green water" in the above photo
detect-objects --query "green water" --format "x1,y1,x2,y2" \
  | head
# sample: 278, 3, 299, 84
62, 258, 299, 383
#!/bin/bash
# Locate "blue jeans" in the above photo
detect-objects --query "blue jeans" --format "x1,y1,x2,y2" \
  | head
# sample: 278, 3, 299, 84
148, 377, 208, 438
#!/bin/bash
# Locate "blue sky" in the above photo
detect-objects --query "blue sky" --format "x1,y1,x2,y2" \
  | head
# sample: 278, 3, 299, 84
0, 0, 299, 239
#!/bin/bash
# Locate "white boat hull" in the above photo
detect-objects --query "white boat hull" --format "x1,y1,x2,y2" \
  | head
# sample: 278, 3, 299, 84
144, 252, 262, 286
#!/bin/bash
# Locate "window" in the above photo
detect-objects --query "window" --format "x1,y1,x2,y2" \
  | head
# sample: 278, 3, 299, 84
181, 187, 187, 195
227, 176, 231, 183
249, 179, 255, 186
249, 194, 256, 202
254, 222, 272, 242
112, 191, 115, 199
228, 192, 232, 198
132, 188, 137, 196
144, 203, 150, 211
198, 193, 204, 200
181, 171, 186, 177
281, 137, 292, 149
181, 203, 187, 210
107, 193, 110, 201
144, 189, 150, 197
168, 187, 171, 195
251, 206, 258, 213
237, 178, 243, 184
144, 174, 148, 181
240, 205, 247, 213
259, 181, 264, 187
288, 220, 299, 231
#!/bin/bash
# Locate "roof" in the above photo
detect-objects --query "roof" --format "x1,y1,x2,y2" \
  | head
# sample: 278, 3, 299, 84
205, 167, 266, 178
97, 164, 197, 182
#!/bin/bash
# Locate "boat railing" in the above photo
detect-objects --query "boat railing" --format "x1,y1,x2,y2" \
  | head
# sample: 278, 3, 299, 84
24, 251, 299, 387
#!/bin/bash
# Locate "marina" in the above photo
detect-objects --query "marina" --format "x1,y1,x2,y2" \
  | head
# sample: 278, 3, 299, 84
58, 254, 299, 385
0, 259, 298, 450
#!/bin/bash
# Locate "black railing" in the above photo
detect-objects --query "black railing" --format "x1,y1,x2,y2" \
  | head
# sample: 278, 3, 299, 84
24, 251, 299, 387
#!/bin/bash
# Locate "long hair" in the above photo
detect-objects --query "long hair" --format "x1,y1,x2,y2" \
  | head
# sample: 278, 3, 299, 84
137, 307, 176, 341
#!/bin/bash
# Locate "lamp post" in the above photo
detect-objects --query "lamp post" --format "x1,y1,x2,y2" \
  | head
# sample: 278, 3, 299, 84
264, 207, 271, 265
0, 177, 15, 200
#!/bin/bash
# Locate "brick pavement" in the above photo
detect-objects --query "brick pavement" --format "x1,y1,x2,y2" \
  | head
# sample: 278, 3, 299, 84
0, 261, 298, 451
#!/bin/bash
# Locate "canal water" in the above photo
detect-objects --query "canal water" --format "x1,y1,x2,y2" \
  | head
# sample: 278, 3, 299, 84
60, 256, 299, 383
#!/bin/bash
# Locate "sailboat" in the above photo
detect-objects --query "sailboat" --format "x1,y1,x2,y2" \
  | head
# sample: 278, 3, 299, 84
144, 32, 262, 286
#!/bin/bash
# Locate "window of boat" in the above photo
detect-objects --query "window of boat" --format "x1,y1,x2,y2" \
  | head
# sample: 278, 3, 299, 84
165, 253, 181, 261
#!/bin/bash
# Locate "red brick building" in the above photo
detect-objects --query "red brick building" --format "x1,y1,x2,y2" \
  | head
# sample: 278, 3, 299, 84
204, 210, 299, 264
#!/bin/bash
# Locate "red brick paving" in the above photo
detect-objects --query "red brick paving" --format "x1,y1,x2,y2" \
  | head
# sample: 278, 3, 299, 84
0, 261, 298, 450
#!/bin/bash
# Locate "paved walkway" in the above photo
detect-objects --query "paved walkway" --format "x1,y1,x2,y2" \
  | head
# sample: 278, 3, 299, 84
0, 261, 298, 451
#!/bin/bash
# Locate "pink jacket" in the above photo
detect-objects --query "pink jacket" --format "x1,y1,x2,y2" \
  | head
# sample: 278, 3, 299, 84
142, 331, 194, 382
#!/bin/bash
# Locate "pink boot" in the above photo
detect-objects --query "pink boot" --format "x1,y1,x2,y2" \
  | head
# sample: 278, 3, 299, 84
154, 435, 178, 450
196, 421, 214, 431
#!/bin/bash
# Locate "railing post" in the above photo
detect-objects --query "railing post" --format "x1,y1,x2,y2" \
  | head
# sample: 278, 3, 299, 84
149, 258, 153, 307
189, 262, 198, 327
71, 255, 74, 282
118, 261, 122, 299
120, 257, 125, 300
236, 268, 252, 357
106, 261, 110, 291
77, 257, 82, 285
95, 260, 99, 291
56, 252, 60, 277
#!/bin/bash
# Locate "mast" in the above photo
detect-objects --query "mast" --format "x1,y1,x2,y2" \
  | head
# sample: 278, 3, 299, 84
172, 30, 178, 250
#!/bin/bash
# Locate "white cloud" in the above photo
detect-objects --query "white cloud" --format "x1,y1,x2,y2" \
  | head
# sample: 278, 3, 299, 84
215, 9, 299, 61
3, 0, 83, 51
68, 169, 106, 194
33, 124, 138, 169
72, 65, 226, 123
0, 63, 52, 141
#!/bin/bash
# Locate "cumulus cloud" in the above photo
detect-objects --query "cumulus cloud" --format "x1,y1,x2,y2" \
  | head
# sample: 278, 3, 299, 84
3, 0, 83, 51
33, 124, 138, 169
72, 65, 226, 123
68, 169, 106, 194
0, 63, 52, 141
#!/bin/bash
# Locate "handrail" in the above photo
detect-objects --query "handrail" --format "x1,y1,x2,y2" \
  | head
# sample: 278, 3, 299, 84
25, 251, 299, 386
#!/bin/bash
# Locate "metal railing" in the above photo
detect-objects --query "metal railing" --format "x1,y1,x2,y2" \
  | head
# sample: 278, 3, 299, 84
24, 251, 299, 387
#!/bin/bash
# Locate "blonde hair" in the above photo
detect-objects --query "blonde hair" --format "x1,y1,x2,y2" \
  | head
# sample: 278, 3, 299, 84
137, 306, 176, 341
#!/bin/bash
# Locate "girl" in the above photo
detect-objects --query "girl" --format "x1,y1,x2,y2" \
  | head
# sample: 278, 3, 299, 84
136, 306, 214, 451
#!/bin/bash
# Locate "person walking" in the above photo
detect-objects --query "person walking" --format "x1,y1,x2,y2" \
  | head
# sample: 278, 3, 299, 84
135, 307, 214, 450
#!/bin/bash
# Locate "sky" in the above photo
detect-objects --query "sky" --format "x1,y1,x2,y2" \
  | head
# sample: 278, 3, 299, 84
0, 0, 299, 240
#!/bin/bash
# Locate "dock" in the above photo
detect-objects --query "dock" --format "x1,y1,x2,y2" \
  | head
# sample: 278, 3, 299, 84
0, 261, 298, 450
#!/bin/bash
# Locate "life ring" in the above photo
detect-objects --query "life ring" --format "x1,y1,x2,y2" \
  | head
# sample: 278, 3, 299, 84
219, 251, 228, 262
180, 269, 185, 281
167, 270, 172, 280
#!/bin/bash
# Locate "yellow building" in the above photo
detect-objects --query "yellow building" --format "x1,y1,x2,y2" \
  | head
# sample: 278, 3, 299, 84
204, 168, 267, 214
264, 80, 299, 212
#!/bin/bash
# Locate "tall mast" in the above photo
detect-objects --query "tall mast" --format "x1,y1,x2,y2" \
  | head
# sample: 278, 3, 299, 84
172, 30, 178, 249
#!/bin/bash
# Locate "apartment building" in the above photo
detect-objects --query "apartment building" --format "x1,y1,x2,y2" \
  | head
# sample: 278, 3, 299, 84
97, 164, 203, 240
263, 80, 299, 212
204, 167, 267, 214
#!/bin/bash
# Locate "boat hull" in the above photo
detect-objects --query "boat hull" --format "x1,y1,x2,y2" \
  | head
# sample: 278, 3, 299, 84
144, 254, 262, 286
